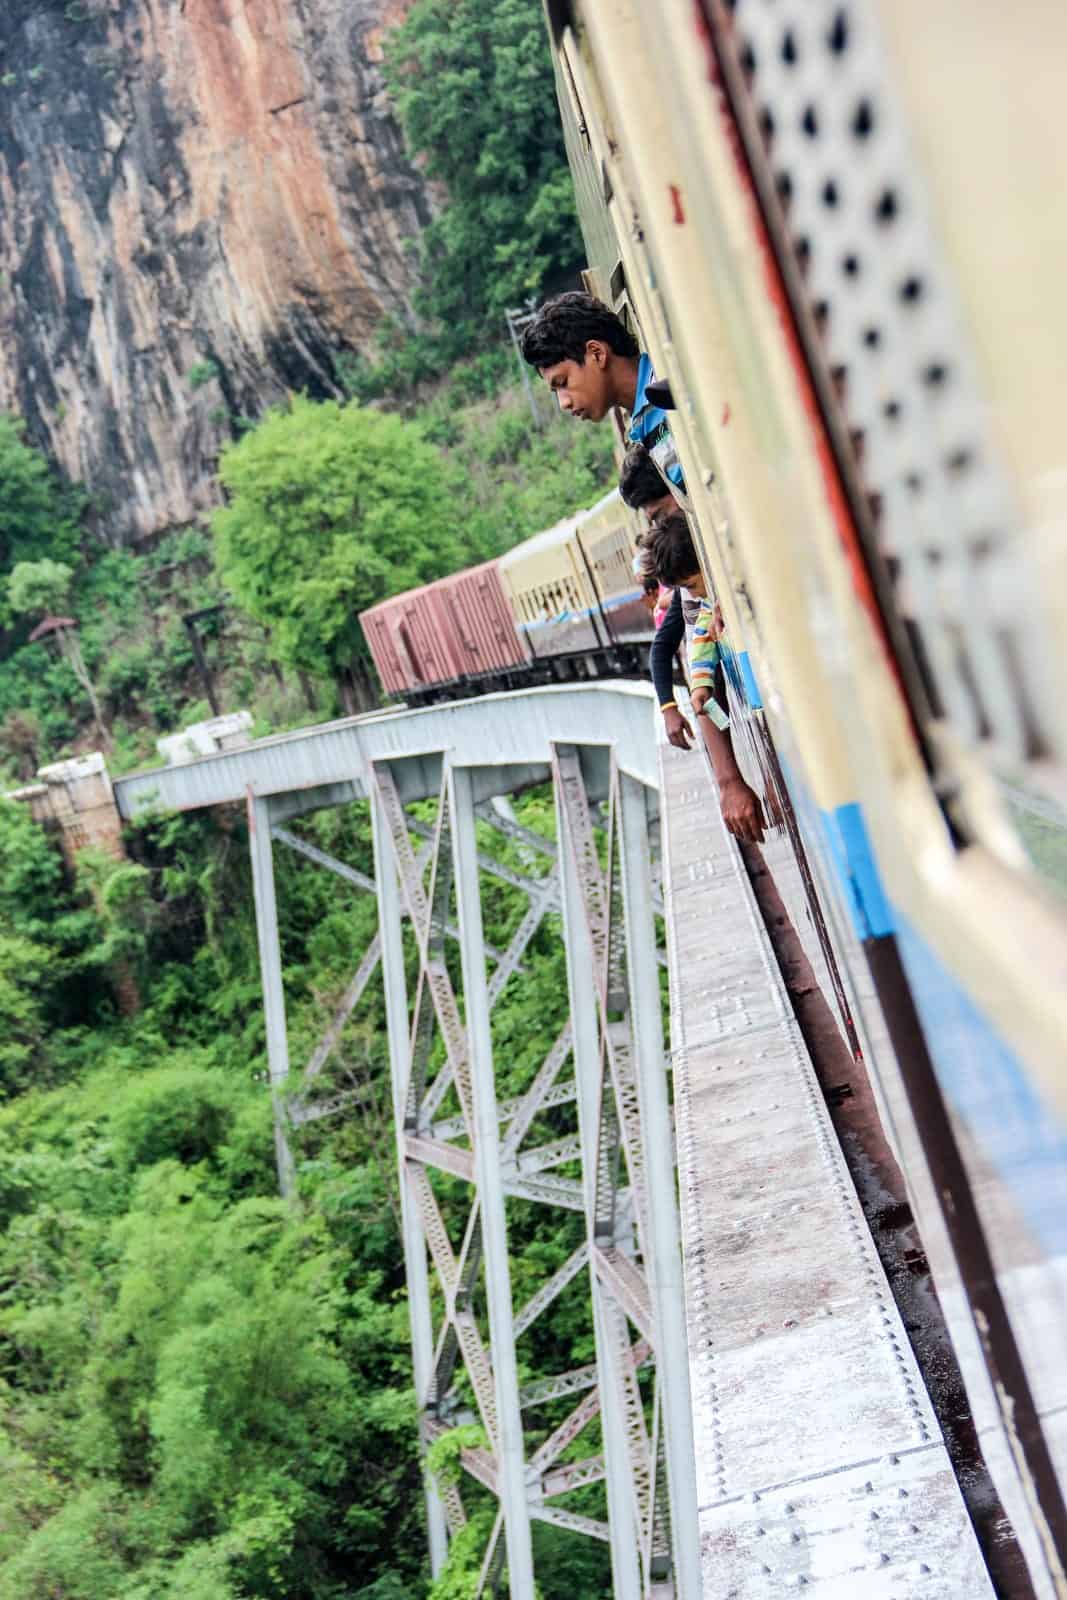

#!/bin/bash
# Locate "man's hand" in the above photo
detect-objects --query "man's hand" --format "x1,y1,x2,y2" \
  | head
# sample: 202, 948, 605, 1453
663, 705, 694, 750
718, 777, 766, 844
689, 686, 710, 719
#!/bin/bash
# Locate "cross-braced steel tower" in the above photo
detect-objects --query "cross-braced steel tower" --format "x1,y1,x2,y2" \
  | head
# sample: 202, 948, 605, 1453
368, 742, 700, 1597
216, 690, 699, 1596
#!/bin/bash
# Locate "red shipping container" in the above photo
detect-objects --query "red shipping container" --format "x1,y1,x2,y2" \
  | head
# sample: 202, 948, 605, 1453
360, 559, 526, 698
434, 560, 528, 680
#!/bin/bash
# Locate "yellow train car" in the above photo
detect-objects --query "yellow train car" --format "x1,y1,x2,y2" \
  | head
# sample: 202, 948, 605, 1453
498, 488, 649, 669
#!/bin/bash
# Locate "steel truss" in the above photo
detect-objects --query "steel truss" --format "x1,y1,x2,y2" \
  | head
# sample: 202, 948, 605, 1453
371, 744, 698, 1599
242, 720, 698, 1598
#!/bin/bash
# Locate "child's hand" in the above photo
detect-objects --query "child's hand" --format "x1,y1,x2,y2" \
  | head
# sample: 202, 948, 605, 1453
690, 686, 711, 718
662, 705, 694, 749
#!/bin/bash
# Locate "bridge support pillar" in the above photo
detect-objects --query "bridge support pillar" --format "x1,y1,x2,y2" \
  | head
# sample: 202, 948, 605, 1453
618, 773, 701, 1599
450, 764, 536, 1597
556, 771, 644, 1600
371, 786, 450, 1576
246, 790, 296, 1199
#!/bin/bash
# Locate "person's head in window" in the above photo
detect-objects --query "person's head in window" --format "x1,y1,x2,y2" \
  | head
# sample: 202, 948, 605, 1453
619, 444, 677, 523
645, 511, 707, 597
520, 292, 640, 421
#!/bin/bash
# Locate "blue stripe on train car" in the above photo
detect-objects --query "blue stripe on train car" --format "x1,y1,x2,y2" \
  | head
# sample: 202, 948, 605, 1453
718, 643, 763, 710
819, 796, 1067, 1254
522, 587, 644, 633
738, 651, 762, 709
820, 801, 895, 940
896, 915, 1067, 1256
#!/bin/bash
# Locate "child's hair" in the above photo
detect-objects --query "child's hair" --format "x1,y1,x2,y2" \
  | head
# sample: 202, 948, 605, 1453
520, 291, 640, 369
619, 444, 670, 510
644, 511, 700, 586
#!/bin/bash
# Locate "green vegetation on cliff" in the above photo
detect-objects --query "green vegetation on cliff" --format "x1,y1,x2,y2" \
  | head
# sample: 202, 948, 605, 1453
386, 0, 578, 343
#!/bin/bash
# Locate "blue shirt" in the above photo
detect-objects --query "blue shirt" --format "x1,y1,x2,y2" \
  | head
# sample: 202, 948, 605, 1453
627, 353, 684, 488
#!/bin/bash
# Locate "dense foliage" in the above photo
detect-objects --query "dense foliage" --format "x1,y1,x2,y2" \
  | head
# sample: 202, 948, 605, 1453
212, 399, 470, 681
386, 0, 578, 328
341, 0, 579, 394
0, 794, 435, 1599
0, 786, 616, 1597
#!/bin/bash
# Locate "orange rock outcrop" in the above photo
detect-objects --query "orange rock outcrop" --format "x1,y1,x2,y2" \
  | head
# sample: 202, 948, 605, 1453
0, 0, 429, 541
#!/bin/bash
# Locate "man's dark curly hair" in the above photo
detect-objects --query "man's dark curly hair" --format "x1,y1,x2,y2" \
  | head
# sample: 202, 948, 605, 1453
619, 445, 671, 510
519, 291, 640, 369
644, 511, 700, 587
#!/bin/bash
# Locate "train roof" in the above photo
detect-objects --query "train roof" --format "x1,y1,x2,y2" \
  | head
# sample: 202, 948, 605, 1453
359, 553, 502, 620
498, 488, 621, 572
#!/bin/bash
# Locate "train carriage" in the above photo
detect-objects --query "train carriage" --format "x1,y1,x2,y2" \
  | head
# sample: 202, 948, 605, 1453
541, 0, 1067, 1591
361, 490, 652, 702
360, 558, 529, 702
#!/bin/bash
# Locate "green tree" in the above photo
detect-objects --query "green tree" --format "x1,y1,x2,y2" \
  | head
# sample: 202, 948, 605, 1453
212, 397, 470, 685
8, 558, 109, 745
385, 0, 579, 356
7, 557, 73, 617
0, 417, 81, 624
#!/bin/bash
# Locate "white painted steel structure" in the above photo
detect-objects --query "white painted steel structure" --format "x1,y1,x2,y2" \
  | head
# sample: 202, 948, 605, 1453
113, 686, 1000, 1594
660, 734, 993, 1596
115, 686, 699, 1597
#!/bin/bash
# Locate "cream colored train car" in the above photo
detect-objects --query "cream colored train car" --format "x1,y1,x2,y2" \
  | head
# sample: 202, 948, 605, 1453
498, 487, 650, 670
544, 0, 1067, 1590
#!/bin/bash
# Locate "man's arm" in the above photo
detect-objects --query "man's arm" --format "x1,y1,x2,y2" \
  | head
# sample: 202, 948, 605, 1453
649, 588, 692, 750
693, 709, 766, 844
689, 604, 765, 843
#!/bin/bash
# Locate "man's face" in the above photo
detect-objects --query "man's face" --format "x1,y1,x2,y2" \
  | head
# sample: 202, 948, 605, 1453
538, 342, 613, 422
681, 570, 708, 598
643, 492, 677, 525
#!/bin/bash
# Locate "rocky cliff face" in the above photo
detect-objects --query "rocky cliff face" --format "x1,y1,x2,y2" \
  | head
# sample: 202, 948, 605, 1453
0, 0, 430, 542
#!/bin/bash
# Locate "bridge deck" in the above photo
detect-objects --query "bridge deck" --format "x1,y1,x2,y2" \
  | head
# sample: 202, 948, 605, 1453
660, 737, 994, 1597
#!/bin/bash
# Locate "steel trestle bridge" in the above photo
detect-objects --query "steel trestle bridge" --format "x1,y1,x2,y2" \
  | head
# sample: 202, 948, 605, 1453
111, 685, 1034, 1596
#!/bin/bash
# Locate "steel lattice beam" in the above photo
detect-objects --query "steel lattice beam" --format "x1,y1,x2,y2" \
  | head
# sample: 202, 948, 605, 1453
248, 725, 691, 1597
513, 1242, 589, 1339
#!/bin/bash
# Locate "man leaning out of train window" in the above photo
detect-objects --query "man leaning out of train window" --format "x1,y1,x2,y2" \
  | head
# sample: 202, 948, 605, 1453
619, 444, 702, 750
643, 513, 765, 845
519, 291, 684, 490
